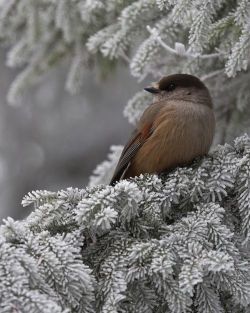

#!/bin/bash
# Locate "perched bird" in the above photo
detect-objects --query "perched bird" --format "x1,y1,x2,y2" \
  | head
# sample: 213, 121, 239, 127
110, 74, 215, 185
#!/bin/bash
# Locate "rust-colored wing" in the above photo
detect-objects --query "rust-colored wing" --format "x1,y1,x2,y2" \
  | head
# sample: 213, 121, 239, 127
110, 124, 153, 185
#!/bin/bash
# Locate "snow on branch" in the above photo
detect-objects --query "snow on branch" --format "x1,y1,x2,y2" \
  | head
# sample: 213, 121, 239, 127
1, 135, 250, 312
146, 25, 222, 60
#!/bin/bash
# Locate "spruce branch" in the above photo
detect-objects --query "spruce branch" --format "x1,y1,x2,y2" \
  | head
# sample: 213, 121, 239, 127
2, 135, 250, 311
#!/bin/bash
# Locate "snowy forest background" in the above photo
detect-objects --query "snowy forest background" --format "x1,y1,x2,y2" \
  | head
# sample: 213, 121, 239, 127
0, 48, 134, 220
1, 1, 250, 313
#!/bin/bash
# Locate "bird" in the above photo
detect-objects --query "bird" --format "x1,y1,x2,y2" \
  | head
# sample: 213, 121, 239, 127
110, 73, 215, 185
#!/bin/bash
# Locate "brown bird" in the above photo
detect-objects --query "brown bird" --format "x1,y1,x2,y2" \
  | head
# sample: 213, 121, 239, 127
110, 74, 215, 185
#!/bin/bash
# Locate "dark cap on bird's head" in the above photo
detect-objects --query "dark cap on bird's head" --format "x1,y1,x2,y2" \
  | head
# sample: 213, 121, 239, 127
144, 74, 206, 94
144, 73, 212, 107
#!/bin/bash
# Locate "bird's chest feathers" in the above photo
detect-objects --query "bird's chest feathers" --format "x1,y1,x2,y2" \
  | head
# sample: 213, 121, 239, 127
151, 104, 210, 155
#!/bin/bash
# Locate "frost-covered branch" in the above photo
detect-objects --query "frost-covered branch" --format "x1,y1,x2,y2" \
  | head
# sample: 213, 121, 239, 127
200, 70, 224, 82
146, 25, 222, 60
2, 135, 250, 312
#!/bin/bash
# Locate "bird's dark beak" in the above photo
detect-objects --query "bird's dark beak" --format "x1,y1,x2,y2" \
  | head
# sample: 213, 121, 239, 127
144, 83, 160, 93
144, 86, 160, 94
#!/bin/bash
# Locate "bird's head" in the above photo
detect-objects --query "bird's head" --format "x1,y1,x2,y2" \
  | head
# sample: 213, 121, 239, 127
144, 74, 213, 108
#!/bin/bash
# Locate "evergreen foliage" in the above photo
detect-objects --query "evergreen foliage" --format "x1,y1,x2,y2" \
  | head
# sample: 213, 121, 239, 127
1, 135, 250, 312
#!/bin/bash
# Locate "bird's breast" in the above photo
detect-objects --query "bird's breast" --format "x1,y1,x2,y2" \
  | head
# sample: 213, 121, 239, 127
127, 103, 215, 177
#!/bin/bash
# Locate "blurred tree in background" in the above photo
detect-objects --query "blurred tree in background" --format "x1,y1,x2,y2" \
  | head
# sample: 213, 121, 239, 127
0, 57, 135, 219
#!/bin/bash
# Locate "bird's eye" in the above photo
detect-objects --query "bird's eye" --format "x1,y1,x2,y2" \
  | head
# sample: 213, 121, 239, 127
166, 83, 176, 92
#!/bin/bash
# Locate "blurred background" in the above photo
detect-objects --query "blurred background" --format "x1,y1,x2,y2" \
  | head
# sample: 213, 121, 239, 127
0, 51, 140, 220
